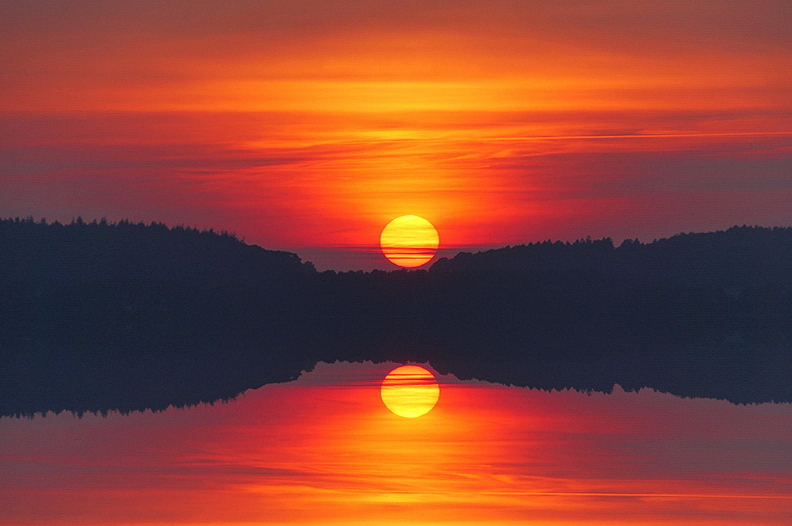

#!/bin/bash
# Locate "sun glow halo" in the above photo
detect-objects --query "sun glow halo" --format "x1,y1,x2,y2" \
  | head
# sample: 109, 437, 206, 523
380, 365, 440, 418
380, 215, 439, 268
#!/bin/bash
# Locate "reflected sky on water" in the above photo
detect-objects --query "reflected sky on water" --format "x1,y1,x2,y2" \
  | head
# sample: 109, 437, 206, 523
2, 361, 791, 525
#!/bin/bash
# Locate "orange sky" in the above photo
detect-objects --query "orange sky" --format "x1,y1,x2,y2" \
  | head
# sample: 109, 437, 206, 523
1, 0, 791, 269
1, 361, 791, 525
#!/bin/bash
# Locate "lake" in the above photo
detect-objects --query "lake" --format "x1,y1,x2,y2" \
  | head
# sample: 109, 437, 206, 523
2, 361, 791, 525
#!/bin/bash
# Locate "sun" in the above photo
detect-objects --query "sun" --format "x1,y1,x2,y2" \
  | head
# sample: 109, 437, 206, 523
379, 215, 439, 268
380, 365, 440, 418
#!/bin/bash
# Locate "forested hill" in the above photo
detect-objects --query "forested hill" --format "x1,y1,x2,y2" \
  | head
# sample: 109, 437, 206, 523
2, 219, 792, 416
0, 217, 314, 289
428, 225, 792, 289
4, 218, 792, 290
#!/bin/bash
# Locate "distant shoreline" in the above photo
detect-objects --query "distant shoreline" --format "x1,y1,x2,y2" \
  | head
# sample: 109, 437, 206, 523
2, 218, 791, 416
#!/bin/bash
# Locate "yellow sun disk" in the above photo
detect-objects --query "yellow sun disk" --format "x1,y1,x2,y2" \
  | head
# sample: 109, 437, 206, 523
380, 365, 440, 418
380, 215, 440, 268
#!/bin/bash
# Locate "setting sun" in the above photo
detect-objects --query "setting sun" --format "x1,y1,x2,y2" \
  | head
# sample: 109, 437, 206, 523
380, 215, 440, 268
380, 365, 440, 418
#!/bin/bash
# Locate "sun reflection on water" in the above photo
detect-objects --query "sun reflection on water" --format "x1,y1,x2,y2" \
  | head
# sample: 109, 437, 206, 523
1, 361, 791, 525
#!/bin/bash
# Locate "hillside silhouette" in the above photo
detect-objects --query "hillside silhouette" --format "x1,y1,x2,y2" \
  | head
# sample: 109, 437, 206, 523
2, 217, 792, 416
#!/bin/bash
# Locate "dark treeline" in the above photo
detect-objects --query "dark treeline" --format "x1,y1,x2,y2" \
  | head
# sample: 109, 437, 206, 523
2, 217, 791, 417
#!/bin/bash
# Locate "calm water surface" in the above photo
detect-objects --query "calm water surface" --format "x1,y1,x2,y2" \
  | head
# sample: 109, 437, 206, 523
2, 361, 791, 525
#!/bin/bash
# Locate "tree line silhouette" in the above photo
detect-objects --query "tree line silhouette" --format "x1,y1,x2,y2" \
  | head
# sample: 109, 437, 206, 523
2, 217, 791, 416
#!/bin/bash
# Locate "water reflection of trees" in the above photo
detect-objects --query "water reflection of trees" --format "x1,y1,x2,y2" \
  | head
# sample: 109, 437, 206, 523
2, 217, 791, 416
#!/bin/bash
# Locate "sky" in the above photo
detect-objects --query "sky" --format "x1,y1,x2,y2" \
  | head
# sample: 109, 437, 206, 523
1, 0, 791, 269
1, 361, 791, 526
